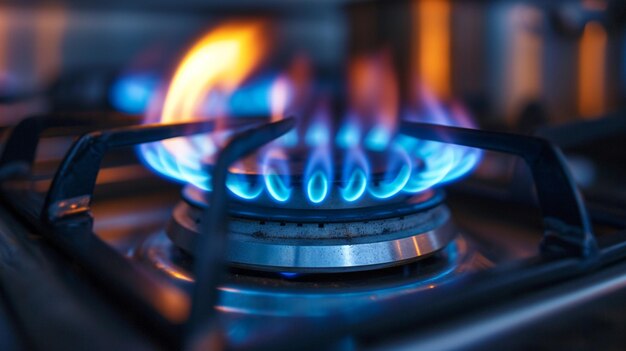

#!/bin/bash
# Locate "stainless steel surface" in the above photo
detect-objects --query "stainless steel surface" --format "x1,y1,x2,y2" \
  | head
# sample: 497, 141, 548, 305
369, 259, 626, 351
138, 232, 480, 316
49, 194, 90, 219
0, 1, 625, 350
167, 198, 456, 272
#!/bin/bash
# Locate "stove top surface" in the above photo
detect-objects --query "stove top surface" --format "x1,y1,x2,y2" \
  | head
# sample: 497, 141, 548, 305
0, 114, 623, 351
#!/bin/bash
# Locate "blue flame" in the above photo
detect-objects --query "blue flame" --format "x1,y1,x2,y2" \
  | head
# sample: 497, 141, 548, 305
305, 122, 330, 146
139, 140, 212, 191
263, 150, 292, 202
264, 170, 291, 202
338, 121, 369, 202
109, 73, 276, 117
279, 272, 300, 279
307, 170, 329, 204
228, 76, 273, 117
404, 143, 455, 193
441, 147, 482, 183
341, 168, 368, 202
227, 172, 263, 200
336, 121, 361, 148
364, 125, 392, 151
303, 118, 333, 205
340, 145, 369, 202
138, 72, 482, 205
110, 73, 158, 114
279, 130, 299, 147
140, 115, 482, 204
369, 146, 412, 199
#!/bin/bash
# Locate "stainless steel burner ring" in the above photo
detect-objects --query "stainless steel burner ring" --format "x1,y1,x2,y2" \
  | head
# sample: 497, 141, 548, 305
167, 188, 457, 272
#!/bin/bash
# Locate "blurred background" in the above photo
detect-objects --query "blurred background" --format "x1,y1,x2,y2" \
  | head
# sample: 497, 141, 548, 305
0, 0, 624, 211
1, 0, 625, 123
0, 0, 624, 126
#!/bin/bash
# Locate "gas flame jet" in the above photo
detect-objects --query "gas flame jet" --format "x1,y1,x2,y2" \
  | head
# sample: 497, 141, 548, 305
139, 21, 482, 207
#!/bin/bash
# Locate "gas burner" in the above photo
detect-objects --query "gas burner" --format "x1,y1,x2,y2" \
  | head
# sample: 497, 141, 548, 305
0, 97, 615, 351
139, 22, 483, 209
166, 185, 456, 272
219, 148, 424, 210
138, 229, 482, 316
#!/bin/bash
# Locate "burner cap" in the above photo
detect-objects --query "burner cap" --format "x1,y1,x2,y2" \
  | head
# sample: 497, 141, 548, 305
166, 186, 457, 273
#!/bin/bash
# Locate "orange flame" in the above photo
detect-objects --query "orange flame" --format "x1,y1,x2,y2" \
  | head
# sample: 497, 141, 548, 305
140, 20, 483, 203
152, 21, 270, 169
160, 21, 269, 124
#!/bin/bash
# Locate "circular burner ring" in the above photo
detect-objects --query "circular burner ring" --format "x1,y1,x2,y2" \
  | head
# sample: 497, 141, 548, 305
168, 188, 456, 272
138, 233, 476, 317
183, 185, 444, 221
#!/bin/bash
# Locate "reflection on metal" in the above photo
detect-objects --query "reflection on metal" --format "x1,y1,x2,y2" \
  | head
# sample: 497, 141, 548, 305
578, 21, 607, 118
49, 195, 91, 220
413, 0, 451, 99
371, 261, 626, 351
139, 232, 474, 317
167, 198, 456, 272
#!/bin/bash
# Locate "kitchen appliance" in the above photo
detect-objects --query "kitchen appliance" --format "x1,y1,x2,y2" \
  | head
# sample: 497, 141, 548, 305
0, 1, 625, 350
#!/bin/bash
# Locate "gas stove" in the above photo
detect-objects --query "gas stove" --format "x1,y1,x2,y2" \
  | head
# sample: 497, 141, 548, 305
1, 109, 625, 351
1, 2, 626, 351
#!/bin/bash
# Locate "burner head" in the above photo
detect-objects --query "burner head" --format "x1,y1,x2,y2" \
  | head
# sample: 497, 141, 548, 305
166, 186, 456, 273
138, 23, 483, 209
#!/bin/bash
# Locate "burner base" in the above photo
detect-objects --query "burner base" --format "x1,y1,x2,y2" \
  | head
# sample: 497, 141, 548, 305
167, 190, 456, 272
137, 233, 481, 316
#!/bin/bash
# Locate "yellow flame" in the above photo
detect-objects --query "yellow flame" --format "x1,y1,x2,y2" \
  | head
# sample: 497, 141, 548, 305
160, 21, 268, 124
